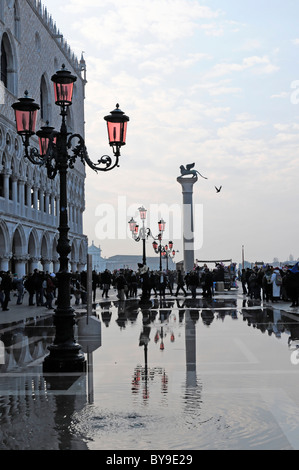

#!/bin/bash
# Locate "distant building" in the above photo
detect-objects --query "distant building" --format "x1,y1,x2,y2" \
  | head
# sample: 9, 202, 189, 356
105, 255, 176, 272
88, 241, 106, 272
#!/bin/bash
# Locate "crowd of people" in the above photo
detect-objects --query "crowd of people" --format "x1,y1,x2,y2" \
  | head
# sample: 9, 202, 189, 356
1, 261, 299, 311
240, 263, 299, 307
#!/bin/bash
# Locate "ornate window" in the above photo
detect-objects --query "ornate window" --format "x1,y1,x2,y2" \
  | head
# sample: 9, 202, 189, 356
1, 38, 7, 87
40, 74, 51, 122
14, 1, 20, 41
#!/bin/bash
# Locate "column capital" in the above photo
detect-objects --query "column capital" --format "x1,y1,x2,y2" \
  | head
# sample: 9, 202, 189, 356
177, 175, 198, 192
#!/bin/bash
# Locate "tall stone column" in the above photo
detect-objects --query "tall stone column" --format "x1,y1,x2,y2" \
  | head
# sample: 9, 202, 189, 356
177, 175, 198, 273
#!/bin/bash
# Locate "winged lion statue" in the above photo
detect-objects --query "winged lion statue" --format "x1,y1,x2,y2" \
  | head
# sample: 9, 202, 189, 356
179, 163, 208, 179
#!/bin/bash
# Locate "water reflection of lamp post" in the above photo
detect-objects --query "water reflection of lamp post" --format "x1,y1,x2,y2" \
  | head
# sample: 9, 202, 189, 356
139, 325, 150, 399
132, 325, 169, 401
154, 326, 175, 350
152, 219, 166, 271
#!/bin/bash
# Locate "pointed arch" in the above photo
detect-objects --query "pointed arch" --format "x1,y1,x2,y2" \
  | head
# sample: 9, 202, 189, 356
12, 224, 26, 256
0, 219, 9, 255
0, 1, 4, 22
40, 231, 50, 260
28, 228, 39, 259
40, 73, 52, 123
0, 31, 17, 94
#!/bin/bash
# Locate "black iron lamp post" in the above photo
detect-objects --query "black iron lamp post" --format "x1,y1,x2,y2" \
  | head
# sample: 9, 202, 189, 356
128, 206, 153, 266
152, 218, 166, 271
12, 65, 129, 373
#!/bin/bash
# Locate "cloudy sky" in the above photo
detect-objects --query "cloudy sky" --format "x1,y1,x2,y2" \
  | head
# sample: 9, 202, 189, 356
45, 0, 299, 266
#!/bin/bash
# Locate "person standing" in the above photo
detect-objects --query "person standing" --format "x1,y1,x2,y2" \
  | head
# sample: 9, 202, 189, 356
45, 274, 55, 309
1, 271, 13, 311
188, 270, 199, 299
241, 269, 247, 295
13, 274, 24, 305
202, 267, 213, 298
271, 268, 282, 302
116, 271, 127, 301
24, 273, 36, 306
92, 270, 99, 302
101, 269, 112, 299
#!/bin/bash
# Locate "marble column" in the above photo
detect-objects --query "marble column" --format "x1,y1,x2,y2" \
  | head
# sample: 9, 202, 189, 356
0, 254, 11, 272
177, 175, 198, 273
14, 256, 27, 277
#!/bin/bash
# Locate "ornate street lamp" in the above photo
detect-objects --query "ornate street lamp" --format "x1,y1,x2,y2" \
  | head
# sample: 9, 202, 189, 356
128, 206, 152, 266
12, 65, 129, 373
152, 220, 177, 271
152, 219, 166, 271
161, 241, 177, 270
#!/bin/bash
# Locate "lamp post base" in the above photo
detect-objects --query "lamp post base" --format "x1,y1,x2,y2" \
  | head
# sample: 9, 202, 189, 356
43, 344, 86, 373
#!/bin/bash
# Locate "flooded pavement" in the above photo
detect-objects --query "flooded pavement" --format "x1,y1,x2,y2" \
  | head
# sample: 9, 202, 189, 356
1, 287, 299, 450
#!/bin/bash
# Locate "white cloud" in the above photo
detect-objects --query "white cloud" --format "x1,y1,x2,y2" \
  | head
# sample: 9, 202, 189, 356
43, 0, 299, 262
206, 55, 279, 78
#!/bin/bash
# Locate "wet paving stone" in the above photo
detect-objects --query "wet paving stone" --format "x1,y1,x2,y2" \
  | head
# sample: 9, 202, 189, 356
1, 289, 299, 450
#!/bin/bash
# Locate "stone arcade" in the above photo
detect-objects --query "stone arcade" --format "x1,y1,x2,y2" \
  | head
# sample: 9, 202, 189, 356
0, 0, 88, 276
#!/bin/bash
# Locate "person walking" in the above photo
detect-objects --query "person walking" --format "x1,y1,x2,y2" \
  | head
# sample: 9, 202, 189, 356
175, 270, 187, 296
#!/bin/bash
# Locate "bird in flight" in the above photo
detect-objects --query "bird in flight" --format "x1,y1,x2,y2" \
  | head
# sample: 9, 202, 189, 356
215, 186, 222, 193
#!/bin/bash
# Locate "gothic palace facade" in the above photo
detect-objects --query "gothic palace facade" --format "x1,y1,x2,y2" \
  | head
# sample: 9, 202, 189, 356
0, 0, 88, 276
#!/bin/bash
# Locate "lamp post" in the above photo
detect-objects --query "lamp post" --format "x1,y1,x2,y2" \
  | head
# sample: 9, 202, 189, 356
12, 64, 129, 373
152, 219, 166, 271
161, 241, 177, 270
128, 206, 152, 266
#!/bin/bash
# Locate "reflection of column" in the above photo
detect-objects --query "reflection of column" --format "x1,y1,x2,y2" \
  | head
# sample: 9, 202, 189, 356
185, 309, 196, 386
177, 176, 198, 273
77, 316, 102, 404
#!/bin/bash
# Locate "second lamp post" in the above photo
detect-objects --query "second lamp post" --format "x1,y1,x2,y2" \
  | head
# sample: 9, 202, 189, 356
128, 206, 152, 266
